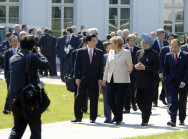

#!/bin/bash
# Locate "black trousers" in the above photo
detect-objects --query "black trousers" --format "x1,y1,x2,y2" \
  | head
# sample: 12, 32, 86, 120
4, 83, 11, 111
136, 88, 153, 123
60, 59, 66, 82
107, 77, 129, 122
74, 82, 99, 120
153, 76, 159, 103
50, 56, 57, 76
124, 80, 136, 110
9, 110, 41, 139
39, 55, 51, 76
168, 84, 187, 122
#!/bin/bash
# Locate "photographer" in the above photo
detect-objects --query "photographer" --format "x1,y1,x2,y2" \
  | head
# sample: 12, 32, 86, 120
9, 35, 50, 139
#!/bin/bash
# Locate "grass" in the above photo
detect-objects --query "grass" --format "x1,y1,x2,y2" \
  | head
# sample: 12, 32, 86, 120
0, 80, 104, 129
126, 130, 188, 139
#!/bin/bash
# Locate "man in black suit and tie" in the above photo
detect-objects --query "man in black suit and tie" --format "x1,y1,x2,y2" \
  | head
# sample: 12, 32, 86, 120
159, 34, 175, 106
71, 34, 103, 123
152, 29, 168, 107
57, 30, 67, 82
64, 27, 80, 75
2, 32, 11, 50
12, 24, 20, 40
123, 34, 141, 113
164, 39, 188, 127
37, 28, 53, 76
35, 29, 42, 46
3, 35, 19, 114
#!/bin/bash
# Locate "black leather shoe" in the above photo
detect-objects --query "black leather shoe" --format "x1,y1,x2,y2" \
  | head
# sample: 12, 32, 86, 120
71, 118, 82, 122
104, 119, 111, 123
111, 118, 116, 123
132, 105, 137, 111
116, 121, 121, 125
123, 110, 130, 113
140, 122, 148, 126
153, 102, 158, 107
162, 99, 167, 105
167, 121, 176, 127
3, 110, 11, 114
179, 121, 185, 125
90, 119, 95, 123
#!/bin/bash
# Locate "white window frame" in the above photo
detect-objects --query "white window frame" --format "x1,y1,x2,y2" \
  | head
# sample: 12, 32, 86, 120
52, 0, 76, 37
109, 0, 132, 32
164, 0, 185, 33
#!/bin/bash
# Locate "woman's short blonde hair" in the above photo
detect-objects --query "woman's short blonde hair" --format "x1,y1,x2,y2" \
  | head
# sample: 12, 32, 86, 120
110, 36, 124, 49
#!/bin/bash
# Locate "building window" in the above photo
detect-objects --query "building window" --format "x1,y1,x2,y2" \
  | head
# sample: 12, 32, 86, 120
0, 0, 20, 24
52, 0, 75, 37
109, 0, 131, 33
164, 0, 185, 33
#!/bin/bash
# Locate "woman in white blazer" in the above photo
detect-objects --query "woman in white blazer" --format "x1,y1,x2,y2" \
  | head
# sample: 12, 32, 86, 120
102, 36, 133, 125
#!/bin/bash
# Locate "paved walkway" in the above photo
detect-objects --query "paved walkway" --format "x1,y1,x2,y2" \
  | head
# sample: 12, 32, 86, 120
0, 67, 188, 139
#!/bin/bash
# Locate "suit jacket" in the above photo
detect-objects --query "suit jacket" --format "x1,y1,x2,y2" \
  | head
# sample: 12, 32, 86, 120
4, 48, 19, 83
75, 47, 103, 86
152, 39, 168, 53
57, 36, 67, 60
51, 35, 57, 59
159, 46, 171, 74
9, 50, 49, 101
37, 33, 53, 57
66, 34, 80, 50
96, 40, 104, 52
35, 36, 41, 46
12, 30, 19, 39
2, 40, 11, 50
181, 44, 188, 52
164, 51, 188, 86
71, 49, 78, 77
103, 48, 132, 83
135, 48, 159, 88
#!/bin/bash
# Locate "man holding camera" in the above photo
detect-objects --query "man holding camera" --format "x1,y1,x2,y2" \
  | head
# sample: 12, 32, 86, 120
9, 35, 50, 139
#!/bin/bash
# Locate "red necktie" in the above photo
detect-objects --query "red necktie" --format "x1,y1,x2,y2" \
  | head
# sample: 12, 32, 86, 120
175, 54, 177, 64
89, 49, 92, 64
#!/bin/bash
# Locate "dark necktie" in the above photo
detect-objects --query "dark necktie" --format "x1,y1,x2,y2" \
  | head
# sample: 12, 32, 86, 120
174, 54, 178, 64
160, 41, 163, 48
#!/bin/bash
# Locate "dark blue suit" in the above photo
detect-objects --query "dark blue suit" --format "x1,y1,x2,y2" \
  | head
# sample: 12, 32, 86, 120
159, 46, 171, 103
164, 51, 188, 123
2, 40, 11, 50
96, 39, 104, 52
124, 45, 141, 110
57, 36, 67, 81
74, 47, 103, 120
152, 39, 168, 105
65, 34, 80, 74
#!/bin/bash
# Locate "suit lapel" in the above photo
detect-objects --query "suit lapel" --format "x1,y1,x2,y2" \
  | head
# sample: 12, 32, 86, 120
176, 51, 183, 67
91, 48, 97, 65
116, 48, 123, 60
84, 48, 90, 65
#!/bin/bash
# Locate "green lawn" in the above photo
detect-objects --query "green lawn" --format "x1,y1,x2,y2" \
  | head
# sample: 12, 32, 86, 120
126, 130, 188, 139
0, 80, 104, 129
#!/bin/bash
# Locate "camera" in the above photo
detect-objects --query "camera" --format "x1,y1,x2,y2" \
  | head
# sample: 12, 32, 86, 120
22, 84, 36, 99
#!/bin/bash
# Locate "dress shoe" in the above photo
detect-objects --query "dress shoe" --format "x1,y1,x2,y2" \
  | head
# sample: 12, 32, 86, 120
111, 118, 116, 123
132, 105, 137, 111
161, 99, 167, 105
71, 118, 82, 122
179, 121, 185, 125
123, 110, 130, 113
167, 121, 176, 127
104, 119, 111, 123
116, 121, 121, 125
90, 119, 95, 123
3, 110, 11, 114
153, 102, 158, 107
140, 122, 148, 126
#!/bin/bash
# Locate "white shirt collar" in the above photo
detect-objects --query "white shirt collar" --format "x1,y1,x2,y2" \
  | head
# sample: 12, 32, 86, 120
174, 49, 181, 58
157, 38, 163, 47
87, 46, 94, 55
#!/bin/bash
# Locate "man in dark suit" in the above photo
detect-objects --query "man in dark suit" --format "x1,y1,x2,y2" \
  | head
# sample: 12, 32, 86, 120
3, 35, 19, 114
71, 34, 103, 123
8, 35, 49, 139
152, 29, 168, 107
12, 24, 20, 40
135, 33, 159, 126
48, 29, 57, 76
2, 32, 11, 50
164, 39, 188, 127
159, 34, 175, 106
35, 29, 42, 46
57, 30, 67, 82
123, 34, 141, 113
122, 29, 130, 44
37, 28, 53, 76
